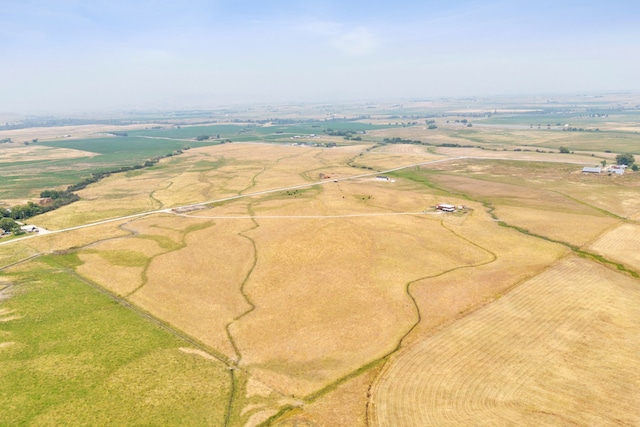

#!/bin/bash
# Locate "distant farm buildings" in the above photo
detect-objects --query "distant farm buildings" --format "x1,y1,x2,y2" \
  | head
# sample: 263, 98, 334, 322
582, 166, 602, 174
581, 165, 627, 175
610, 165, 627, 175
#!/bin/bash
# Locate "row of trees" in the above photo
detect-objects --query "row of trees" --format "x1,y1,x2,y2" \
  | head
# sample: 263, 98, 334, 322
324, 128, 363, 137
1, 148, 190, 224
383, 137, 423, 145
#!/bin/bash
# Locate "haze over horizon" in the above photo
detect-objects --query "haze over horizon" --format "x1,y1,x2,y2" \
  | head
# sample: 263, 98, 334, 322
2, 0, 640, 114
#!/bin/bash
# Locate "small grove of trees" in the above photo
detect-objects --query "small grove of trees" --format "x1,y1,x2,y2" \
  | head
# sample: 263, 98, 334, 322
559, 147, 571, 154
615, 153, 635, 166
0, 217, 20, 233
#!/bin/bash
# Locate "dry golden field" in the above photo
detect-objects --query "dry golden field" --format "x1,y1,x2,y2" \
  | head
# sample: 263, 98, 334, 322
370, 256, 640, 426
0, 123, 164, 143
0, 144, 97, 162
130, 217, 256, 359
4, 126, 640, 426
491, 205, 618, 247
406, 207, 569, 342
434, 145, 613, 163
588, 223, 640, 271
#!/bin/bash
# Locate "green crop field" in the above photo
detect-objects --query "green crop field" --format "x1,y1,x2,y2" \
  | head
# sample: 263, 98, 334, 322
38, 136, 199, 155
0, 120, 397, 201
0, 254, 230, 426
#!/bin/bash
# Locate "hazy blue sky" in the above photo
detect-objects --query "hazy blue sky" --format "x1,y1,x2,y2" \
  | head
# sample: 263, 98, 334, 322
2, 0, 640, 112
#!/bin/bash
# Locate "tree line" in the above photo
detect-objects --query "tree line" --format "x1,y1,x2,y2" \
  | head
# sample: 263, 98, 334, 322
0, 148, 189, 228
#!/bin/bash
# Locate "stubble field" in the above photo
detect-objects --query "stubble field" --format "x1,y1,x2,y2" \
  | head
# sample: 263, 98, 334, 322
370, 256, 640, 426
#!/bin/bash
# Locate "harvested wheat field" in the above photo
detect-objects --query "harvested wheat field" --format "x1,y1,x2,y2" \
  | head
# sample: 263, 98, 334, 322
406, 206, 569, 343
370, 256, 640, 426
494, 205, 619, 247
588, 223, 640, 272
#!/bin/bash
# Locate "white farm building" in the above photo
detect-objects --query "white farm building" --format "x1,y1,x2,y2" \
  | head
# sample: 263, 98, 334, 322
436, 204, 456, 212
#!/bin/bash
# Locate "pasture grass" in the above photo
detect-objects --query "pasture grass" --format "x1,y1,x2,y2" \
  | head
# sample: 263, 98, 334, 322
0, 256, 230, 426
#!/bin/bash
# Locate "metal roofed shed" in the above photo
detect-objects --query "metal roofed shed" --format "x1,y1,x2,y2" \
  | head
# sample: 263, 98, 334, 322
582, 167, 602, 174
436, 203, 456, 212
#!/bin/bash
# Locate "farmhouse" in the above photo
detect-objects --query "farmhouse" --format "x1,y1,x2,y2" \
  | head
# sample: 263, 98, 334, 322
436, 203, 456, 212
582, 166, 602, 174
610, 165, 626, 175
20, 225, 38, 233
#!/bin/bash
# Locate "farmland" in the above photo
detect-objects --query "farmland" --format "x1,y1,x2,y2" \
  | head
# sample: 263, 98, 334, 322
370, 256, 640, 426
1, 95, 640, 426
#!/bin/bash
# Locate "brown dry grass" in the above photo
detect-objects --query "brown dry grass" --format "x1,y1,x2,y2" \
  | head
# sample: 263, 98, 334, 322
231, 198, 490, 397
273, 364, 383, 427
129, 217, 256, 359
0, 144, 97, 162
375, 144, 430, 155
427, 173, 595, 214
553, 178, 640, 219
77, 253, 145, 296
371, 256, 640, 426
19, 222, 130, 255
406, 206, 568, 343
353, 149, 442, 171
424, 158, 640, 218
494, 205, 619, 247
75, 237, 165, 296
434, 146, 606, 164
0, 123, 164, 144
588, 223, 640, 272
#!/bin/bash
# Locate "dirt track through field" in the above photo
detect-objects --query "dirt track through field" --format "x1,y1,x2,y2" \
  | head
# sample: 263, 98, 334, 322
370, 256, 640, 426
